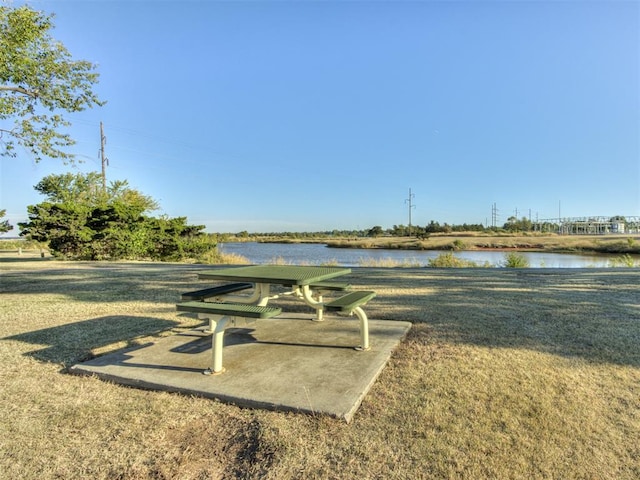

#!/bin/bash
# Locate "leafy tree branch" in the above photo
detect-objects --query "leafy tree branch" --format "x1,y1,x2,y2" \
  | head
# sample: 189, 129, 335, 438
0, 5, 104, 162
0, 208, 13, 233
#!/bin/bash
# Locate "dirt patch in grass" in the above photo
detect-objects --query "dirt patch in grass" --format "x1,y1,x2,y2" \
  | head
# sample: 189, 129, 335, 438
1, 258, 639, 479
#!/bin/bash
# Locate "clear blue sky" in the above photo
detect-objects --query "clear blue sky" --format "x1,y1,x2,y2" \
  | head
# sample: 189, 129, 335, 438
2, 0, 639, 234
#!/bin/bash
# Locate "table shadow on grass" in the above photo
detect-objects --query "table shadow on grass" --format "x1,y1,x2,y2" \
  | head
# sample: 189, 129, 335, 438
3, 315, 178, 367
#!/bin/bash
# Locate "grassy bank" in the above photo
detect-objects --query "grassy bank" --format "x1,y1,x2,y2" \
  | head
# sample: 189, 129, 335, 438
323, 233, 640, 255
1, 258, 639, 479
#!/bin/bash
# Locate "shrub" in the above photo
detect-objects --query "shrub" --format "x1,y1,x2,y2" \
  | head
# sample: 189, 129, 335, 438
502, 252, 530, 268
427, 252, 479, 268
608, 254, 638, 268
450, 239, 466, 250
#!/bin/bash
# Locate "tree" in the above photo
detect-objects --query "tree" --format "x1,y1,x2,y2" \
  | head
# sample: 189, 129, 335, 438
33, 172, 159, 211
0, 208, 13, 233
390, 224, 409, 236
0, 5, 103, 162
503, 216, 533, 233
367, 225, 384, 237
19, 172, 214, 260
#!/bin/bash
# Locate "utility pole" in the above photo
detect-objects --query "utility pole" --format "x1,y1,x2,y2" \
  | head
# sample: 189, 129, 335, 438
405, 188, 416, 237
491, 202, 499, 228
100, 121, 108, 192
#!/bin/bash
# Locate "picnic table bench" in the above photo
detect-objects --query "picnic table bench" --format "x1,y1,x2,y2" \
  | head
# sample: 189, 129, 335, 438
180, 282, 253, 301
176, 265, 376, 374
176, 301, 282, 374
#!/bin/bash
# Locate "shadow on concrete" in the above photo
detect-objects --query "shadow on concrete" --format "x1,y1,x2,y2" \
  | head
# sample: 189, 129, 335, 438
69, 316, 412, 422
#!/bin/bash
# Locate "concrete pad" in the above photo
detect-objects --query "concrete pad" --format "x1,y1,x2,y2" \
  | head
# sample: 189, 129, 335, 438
70, 314, 411, 422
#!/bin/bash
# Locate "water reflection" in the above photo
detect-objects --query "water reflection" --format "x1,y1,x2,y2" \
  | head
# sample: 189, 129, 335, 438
218, 242, 625, 268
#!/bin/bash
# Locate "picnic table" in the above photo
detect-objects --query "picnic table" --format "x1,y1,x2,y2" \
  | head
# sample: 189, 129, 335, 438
177, 265, 376, 374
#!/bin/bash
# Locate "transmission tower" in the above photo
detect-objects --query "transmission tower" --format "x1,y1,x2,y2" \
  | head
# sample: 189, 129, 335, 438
491, 202, 499, 228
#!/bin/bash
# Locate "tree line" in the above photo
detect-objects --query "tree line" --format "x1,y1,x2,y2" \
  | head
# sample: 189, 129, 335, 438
365, 217, 533, 238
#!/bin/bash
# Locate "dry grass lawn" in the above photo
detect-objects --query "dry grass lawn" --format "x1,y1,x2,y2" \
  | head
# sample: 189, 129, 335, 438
1, 255, 639, 479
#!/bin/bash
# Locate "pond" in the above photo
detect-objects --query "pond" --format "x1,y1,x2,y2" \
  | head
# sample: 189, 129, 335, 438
218, 242, 628, 268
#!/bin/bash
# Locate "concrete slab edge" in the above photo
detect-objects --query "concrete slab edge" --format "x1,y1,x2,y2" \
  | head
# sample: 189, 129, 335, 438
68, 320, 414, 423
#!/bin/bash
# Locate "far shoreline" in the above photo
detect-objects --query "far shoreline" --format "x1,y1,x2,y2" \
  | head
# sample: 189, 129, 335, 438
255, 233, 640, 256
3, 233, 640, 258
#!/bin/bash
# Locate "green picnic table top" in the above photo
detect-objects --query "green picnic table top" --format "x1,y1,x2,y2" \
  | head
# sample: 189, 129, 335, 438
197, 265, 351, 286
